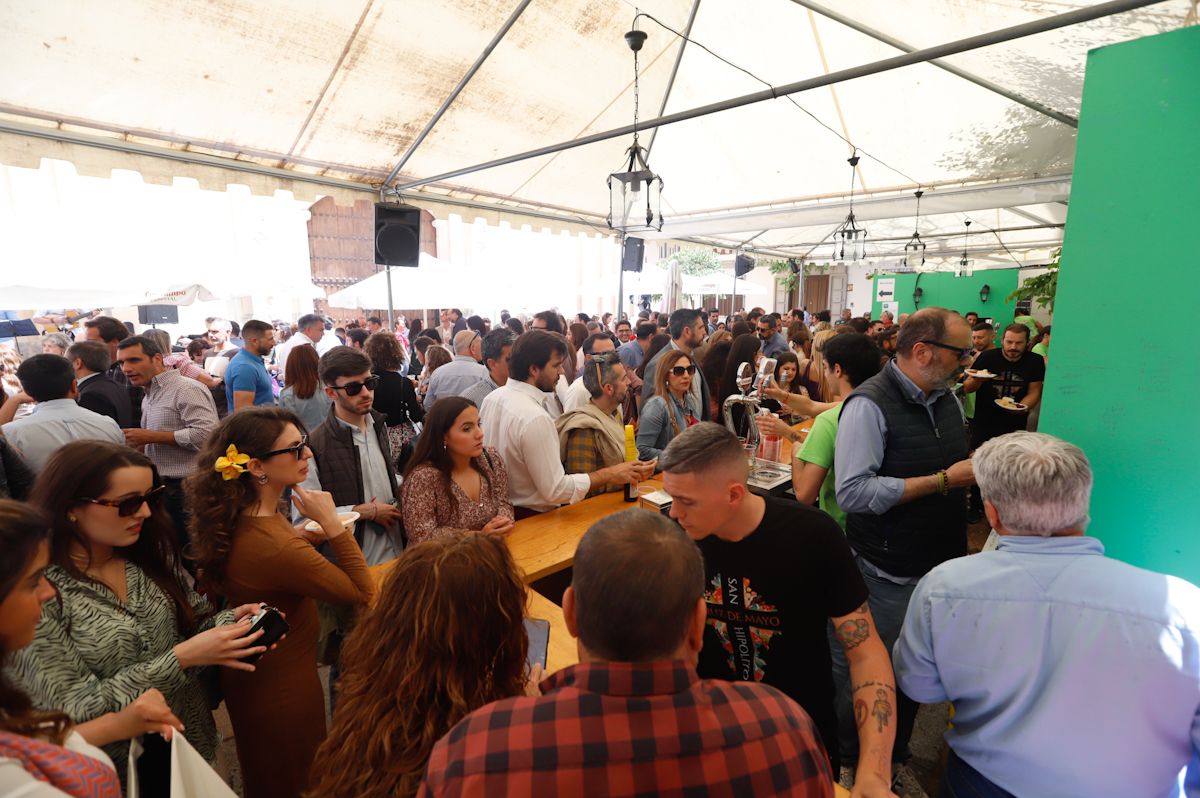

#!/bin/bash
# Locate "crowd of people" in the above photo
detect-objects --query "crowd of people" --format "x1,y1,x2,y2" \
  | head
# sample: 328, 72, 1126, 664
0, 300, 1195, 798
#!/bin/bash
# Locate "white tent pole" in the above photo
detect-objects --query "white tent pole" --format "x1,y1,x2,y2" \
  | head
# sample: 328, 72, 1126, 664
396, 0, 1163, 191
789, 0, 1079, 128
385, 266, 395, 329
382, 0, 535, 192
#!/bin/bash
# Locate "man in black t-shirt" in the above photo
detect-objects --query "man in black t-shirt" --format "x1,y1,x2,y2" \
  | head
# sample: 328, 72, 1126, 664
963, 322, 1046, 448
660, 422, 897, 794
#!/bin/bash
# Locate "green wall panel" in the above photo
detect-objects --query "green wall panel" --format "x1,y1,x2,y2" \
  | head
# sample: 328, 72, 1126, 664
1039, 27, 1200, 583
870, 269, 1019, 321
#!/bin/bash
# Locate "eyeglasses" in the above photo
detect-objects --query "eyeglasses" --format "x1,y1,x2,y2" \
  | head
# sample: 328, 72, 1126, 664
670, 364, 698, 376
256, 434, 309, 461
921, 340, 975, 360
78, 485, 166, 517
330, 375, 380, 396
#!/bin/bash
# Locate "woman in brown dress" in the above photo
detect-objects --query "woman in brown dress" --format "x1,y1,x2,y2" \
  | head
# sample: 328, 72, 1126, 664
187, 407, 374, 798
401, 397, 514, 543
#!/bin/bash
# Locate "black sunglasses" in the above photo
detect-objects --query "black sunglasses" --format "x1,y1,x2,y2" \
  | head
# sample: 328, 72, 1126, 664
79, 485, 166, 517
670, 364, 698, 376
256, 434, 309, 461
330, 375, 380, 396
921, 340, 974, 360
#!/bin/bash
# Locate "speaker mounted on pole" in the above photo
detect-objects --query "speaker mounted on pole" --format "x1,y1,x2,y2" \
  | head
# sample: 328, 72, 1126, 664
734, 253, 756, 277
374, 203, 423, 268
621, 236, 645, 272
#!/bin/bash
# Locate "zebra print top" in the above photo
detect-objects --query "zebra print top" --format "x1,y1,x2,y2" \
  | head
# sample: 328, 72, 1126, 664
6, 563, 235, 786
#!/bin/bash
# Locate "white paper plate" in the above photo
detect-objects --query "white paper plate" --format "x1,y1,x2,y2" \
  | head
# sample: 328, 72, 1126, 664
304, 511, 360, 532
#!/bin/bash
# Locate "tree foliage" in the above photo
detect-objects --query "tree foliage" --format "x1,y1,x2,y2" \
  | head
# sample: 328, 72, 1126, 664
660, 248, 721, 276
1006, 248, 1060, 312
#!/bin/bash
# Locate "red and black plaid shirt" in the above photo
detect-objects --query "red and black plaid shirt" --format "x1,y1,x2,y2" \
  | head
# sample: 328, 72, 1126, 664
418, 659, 833, 797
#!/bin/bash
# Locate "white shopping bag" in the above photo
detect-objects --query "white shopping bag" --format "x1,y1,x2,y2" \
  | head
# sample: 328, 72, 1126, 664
127, 733, 236, 798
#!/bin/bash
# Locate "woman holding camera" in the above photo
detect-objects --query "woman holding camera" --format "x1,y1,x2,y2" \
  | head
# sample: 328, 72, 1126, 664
187, 406, 374, 798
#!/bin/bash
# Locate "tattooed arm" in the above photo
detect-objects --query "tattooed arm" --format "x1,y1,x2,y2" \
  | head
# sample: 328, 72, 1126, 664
832, 601, 899, 798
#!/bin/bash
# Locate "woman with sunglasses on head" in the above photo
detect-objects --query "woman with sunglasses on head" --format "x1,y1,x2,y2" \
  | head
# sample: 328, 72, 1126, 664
636, 349, 700, 461
8, 441, 270, 786
0, 500, 190, 798
187, 406, 374, 798
401, 397, 513, 544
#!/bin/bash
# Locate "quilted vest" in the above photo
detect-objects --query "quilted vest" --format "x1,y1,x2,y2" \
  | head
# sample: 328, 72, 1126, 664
843, 363, 969, 577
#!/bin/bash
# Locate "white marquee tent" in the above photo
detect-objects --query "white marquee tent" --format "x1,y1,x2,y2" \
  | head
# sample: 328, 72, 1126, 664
1, 0, 1194, 278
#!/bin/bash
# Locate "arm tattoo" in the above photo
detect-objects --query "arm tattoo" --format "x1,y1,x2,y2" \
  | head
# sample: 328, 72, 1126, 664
871, 689, 893, 732
836, 617, 870, 651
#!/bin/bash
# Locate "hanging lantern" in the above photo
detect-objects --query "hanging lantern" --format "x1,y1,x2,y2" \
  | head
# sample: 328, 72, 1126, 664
606, 28, 664, 233
831, 153, 867, 261
956, 219, 974, 277
903, 189, 926, 271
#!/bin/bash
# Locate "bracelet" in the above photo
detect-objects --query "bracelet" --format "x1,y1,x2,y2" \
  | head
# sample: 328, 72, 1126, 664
369, 502, 377, 521
935, 470, 949, 495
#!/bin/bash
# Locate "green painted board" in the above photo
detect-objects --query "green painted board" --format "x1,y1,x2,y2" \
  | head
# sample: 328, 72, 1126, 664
870, 269, 1019, 321
1039, 26, 1200, 584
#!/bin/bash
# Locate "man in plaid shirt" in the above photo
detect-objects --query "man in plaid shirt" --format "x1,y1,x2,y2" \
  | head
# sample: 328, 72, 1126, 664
419, 509, 833, 797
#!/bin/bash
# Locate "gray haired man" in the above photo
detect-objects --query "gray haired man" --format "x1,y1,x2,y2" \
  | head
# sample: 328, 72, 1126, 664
894, 431, 1200, 797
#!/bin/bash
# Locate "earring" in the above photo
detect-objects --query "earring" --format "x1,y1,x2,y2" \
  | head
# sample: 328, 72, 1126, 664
68, 514, 77, 522
256, 474, 268, 485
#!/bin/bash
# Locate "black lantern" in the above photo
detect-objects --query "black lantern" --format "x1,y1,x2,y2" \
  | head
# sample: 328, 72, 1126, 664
831, 153, 866, 262
607, 28, 664, 233
956, 219, 974, 277
903, 189, 926, 271
979, 283, 991, 303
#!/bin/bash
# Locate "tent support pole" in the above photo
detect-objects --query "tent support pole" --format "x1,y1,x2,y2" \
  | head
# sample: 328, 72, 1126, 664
788, 0, 1079, 128
645, 0, 702, 159
381, 0, 535, 193
396, 0, 1161, 191
385, 266, 395, 329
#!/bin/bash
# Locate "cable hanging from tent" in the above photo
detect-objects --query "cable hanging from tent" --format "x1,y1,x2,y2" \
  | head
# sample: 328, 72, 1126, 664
630, 10, 924, 187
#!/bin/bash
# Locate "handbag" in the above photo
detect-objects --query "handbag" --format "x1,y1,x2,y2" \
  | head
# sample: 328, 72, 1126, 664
386, 420, 420, 470
127, 732, 236, 798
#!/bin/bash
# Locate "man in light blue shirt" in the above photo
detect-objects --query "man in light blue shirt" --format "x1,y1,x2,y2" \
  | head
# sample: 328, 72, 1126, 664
225, 319, 276, 411
894, 431, 1200, 797
423, 329, 487, 409
0, 354, 123, 471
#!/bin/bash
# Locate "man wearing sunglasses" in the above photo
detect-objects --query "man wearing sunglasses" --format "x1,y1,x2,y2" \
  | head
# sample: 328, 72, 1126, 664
562, 333, 617, 413
423, 329, 487, 410
297, 346, 402, 566
757, 314, 788, 359
832, 307, 977, 784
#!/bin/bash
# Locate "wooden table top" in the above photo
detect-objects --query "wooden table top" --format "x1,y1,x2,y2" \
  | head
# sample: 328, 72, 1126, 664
505, 482, 661, 581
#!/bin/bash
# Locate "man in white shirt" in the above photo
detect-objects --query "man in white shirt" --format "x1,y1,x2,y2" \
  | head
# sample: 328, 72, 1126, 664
562, 333, 618, 413
480, 330, 650, 515
274, 313, 334, 382
204, 317, 239, 354
0, 354, 123, 471
423, 330, 487, 409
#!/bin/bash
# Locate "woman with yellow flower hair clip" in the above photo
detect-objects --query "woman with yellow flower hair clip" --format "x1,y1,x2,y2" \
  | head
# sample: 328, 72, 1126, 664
186, 406, 374, 798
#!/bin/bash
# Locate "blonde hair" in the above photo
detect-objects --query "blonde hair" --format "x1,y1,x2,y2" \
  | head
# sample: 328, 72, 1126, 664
810, 330, 839, 402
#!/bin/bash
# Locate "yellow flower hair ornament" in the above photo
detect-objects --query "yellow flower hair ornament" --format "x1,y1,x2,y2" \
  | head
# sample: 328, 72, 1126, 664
214, 444, 251, 480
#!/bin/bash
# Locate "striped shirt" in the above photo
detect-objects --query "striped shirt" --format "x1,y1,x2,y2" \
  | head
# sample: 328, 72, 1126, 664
140, 368, 218, 478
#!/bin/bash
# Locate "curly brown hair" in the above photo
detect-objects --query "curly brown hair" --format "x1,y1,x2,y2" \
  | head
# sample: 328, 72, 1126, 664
0, 501, 72, 744
185, 406, 304, 585
306, 533, 529, 798
364, 330, 406, 372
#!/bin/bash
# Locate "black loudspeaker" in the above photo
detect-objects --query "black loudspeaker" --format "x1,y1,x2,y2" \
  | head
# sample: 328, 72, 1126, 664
734, 253, 756, 277
374, 203, 422, 267
621, 237, 645, 272
137, 305, 179, 324
787, 258, 801, 275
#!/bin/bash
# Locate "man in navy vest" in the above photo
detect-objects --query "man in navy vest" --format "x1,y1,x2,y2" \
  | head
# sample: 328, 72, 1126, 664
832, 306, 977, 788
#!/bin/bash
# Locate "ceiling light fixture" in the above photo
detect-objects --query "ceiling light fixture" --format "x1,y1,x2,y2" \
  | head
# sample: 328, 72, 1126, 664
607, 26, 663, 233
831, 152, 866, 262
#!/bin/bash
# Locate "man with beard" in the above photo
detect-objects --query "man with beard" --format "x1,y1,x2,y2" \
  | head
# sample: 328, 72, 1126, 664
962, 323, 1045, 449
481, 330, 651, 516
556, 353, 652, 498
832, 307, 976, 783
225, 319, 277, 410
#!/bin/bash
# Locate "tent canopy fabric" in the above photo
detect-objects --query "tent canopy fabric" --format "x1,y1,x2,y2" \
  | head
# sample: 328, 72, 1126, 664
1, 1, 1193, 265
